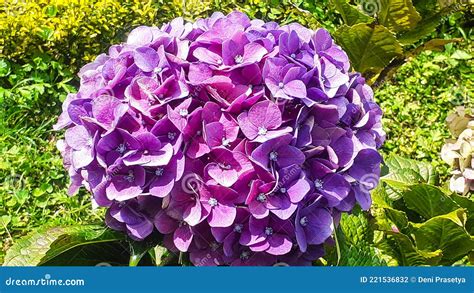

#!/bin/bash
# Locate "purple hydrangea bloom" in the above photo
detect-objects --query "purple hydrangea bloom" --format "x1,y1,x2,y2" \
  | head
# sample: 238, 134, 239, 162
55, 11, 384, 266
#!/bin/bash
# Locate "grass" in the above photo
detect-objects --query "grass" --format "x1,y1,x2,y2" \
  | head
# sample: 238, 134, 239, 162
0, 57, 103, 264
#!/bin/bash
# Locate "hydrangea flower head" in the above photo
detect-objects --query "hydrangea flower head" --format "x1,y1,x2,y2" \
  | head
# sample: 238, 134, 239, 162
55, 11, 385, 266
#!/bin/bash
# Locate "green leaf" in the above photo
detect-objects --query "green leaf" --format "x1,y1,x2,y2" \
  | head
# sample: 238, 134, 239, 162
451, 194, 474, 211
42, 242, 129, 266
371, 183, 393, 207
0, 59, 11, 77
36, 26, 54, 41
451, 50, 472, 60
13, 189, 29, 205
339, 211, 373, 246
381, 155, 439, 198
3, 225, 126, 266
378, 0, 421, 32
44, 5, 58, 17
334, 24, 403, 75
0, 215, 12, 228
384, 169, 425, 190
450, 195, 474, 234
378, 231, 442, 266
331, 223, 386, 266
331, 0, 373, 25
412, 209, 474, 264
403, 184, 460, 219
339, 245, 387, 266
332, 211, 387, 266
398, 4, 465, 45
397, 15, 439, 45
384, 155, 438, 185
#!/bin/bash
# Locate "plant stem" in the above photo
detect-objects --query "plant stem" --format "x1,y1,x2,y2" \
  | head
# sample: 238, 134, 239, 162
129, 254, 142, 267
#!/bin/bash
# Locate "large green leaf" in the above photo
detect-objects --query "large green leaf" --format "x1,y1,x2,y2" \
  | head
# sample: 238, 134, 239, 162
3, 225, 126, 266
338, 245, 387, 266
403, 184, 460, 219
381, 155, 439, 199
331, 226, 387, 266
398, 3, 466, 45
378, 0, 421, 32
397, 11, 444, 45
41, 242, 130, 266
334, 24, 403, 75
383, 155, 439, 186
339, 211, 373, 246
333, 211, 387, 266
331, 0, 373, 26
451, 194, 474, 234
451, 194, 474, 211
412, 209, 474, 264
377, 231, 442, 266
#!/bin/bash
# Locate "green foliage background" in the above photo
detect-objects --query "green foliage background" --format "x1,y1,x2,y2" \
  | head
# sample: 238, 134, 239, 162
0, 0, 472, 265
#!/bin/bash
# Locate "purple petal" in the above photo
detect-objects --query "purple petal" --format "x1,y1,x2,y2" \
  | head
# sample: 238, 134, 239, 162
266, 234, 292, 255
284, 80, 307, 98
127, 218, 153, 240
134, 47, 159, 72
208, 204, 236, 228
174, 225, 193, 252
154, 211, 179, 234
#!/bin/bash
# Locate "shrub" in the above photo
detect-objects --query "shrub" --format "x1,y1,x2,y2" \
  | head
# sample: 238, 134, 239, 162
0, 0, 165, 70
377, 41, 473, 180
